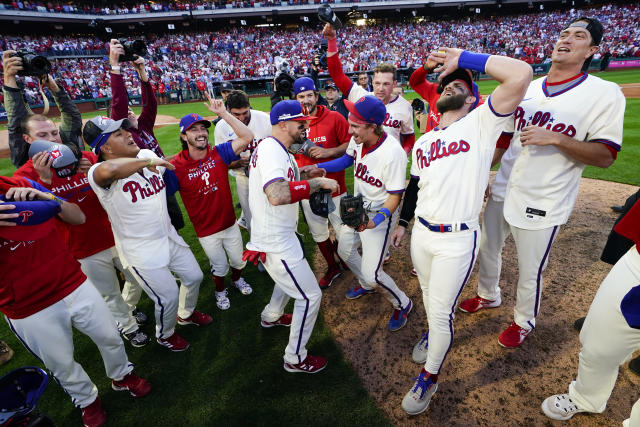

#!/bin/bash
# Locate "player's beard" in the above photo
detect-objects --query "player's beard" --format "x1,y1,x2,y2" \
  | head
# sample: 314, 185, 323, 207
436, 93, 468, 114
188, 136, 208, 151
301, 100, 317, 116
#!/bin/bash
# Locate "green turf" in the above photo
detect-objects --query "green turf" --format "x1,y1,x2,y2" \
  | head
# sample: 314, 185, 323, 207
0, 69, 638, 425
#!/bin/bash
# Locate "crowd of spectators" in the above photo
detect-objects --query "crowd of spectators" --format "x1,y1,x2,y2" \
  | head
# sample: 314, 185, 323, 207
1, 2, 638, 104
0, 0, 387, 14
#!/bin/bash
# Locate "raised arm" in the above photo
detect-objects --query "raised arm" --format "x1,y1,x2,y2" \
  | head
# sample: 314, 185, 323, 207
108, 39, 129, 121
409, 60, 440, 103
203, 92, 253, 155
430, 48, 532, 116
48, 76, 84, 153
322, 24, 355, 97
133, 56, 158, 133
3, 50, 33, 167
92, 157, 175, 188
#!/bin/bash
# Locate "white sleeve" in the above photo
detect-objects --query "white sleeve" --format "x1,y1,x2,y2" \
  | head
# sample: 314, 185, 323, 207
585, 86, 625, 150
214, 121, 231, 145
409, 139, 421, 177
345, 138, 357, 158
257, 141, 289, 190
400, 103, 415, 135
384, 148, 408, 193
87, 163, 113, 201
347, 84, 370, 103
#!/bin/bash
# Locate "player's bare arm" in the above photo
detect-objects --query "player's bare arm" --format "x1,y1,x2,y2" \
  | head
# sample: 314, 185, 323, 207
491, 148, 507, 168
204, 92, 253, 154
430, 47, 532, 115
520, 125, 614, 168
299, 165, 327, 179
93, 157, 175, 188
0, 201, 19, 226
4, 186, 85, 225
108, 39, 124, 74
264, 177, 338, 206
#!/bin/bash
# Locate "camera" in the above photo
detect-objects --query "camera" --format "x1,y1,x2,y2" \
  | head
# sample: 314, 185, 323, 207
411, 98, 426, 114
274, 62, 295, 97
118, 39, 147, 62
314, 39, 328, 68
11, 50, 52, 77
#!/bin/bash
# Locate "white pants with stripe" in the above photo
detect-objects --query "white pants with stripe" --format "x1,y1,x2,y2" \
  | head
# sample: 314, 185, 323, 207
6, 280, 132, 409
198, 223, 246, 277
336, 211, 410, 310
569, 247, 640, 416
127, 241, 204, 339
300, 193, 345, 243
236, 174, 251, 230
411, 223, 479, 374
261, 253, 322, 365
476, 196, 559, 330
78, 247, 139, 335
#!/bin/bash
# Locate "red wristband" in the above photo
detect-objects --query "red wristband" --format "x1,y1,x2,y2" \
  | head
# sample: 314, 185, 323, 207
328, 38, 337, 53
288, 180, 311, 203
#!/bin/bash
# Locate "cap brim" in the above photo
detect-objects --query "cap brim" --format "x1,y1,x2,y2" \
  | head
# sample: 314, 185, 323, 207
102, 118, 132, 134
344, 99, 369, 123
288, 115, 313, 122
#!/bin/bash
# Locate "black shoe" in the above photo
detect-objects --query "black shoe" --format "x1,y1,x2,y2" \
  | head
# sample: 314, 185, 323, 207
611, 205, 625, 214
629, 355, 640, 376
132, 308, 148, 325
573, 317, 586, 332
123, 329, 150, 347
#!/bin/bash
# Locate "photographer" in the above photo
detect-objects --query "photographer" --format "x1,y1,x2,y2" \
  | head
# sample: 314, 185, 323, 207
2, 50, 83, 168
108, 39, 185, 231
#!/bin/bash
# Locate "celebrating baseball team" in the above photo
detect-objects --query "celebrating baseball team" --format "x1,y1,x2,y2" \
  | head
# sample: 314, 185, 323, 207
1, 12, 637, 427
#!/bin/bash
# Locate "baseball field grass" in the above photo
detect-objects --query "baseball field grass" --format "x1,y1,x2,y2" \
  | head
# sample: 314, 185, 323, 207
0, 69, 637, 426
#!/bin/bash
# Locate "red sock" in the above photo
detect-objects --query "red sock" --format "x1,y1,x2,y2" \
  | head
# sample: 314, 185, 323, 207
317, 238, 338, 270
421, 368, 438, 383
231, 268, 242, 282
213, 275, 226, 292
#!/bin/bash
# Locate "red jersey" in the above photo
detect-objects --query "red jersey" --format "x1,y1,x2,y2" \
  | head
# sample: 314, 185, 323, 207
294, 105, 349, 196
13, 152, 115, 259
0, 176, 86, 319
409, 66, 441, 133
171, 142, 239, 238
614, 198, 640, 254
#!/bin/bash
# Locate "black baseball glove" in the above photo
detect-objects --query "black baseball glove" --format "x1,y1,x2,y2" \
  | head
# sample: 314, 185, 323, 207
340, 194, 369, 232
309, 189, 335, 218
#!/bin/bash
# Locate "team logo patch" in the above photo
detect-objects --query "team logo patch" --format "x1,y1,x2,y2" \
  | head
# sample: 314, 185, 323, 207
50, 148, 62, 159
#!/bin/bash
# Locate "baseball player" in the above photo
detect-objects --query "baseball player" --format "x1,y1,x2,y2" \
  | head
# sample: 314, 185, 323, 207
459, 17, 625, 348
322, 24, 415, 153
171, 96, 254, 311
214, 90, 271, 232
245, 100, 339, 373
86, 116, 212, 352
301, 95, 413, 332
13, 141, 149, 347
292, 76, 350, 289
0, 175, 151, 427
390, 47, 533, 415
541, 199, 640, 426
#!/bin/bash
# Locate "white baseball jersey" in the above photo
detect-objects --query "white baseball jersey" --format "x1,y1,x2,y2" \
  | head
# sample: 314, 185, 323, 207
492, 74, 625, 229
88, 149, 188, 269
246, 137, 302, 259
411, 99, 511, 224
214, 109, 271, 177
348, 85, 414, 142
346, 133, 407, 211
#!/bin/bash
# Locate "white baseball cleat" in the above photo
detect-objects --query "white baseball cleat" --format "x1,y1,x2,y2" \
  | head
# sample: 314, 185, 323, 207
412, 331, 429, 364
541, 394, 588, 420
402, 370, 438, 415
215, 289, 231, 310
233, 277, 253, 295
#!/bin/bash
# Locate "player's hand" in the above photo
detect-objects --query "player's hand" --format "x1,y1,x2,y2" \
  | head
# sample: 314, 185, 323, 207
423, 56, 439, 72
204, 91, 225, 116
520, 125, 562, 147
0, 201, 19, 227
356, 218, 375, 233
299, 164, 326, 179
322, 23, 337, 40
77, 157, 92, 175
32, 151, 54, 184
307, 146, 333, 159
109, 39, 124, 67
2, 51, 23, 82
390, 225, 406, 248
5, 187, 53, 202
242, 249, 266, 266
430, 47, 464, 81
146, 157, 175, 174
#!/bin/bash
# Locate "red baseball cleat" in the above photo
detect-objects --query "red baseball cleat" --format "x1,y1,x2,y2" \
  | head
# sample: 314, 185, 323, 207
498, 322, 532, 348
319, 266, 342, 289
112, 372, 152, 397
157, 332, 190, 352
284, 355, 327, 374
261, 313, 292, 328
81, 397, 106, 427
458, 295, 501, 313
177, 310, 213, 326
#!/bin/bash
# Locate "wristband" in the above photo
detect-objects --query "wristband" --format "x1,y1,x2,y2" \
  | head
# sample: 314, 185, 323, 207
372, 208, 391, 227
148, 158, 154, 167
398, 218, 409, 228
328, 38, 337, 53
458, 51, 490, 74
110, 65, 121, 73
288, 180, 311, 203
48, 192, 64, 205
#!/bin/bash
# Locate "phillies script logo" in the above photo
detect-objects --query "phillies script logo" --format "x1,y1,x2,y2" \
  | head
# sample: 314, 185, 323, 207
513, 107, 576, 137
415, 139, 470, 169
18, 210, 33, 223
382, 113, 401, 129
354, 162, 382, 188
122, 175, 166, 203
